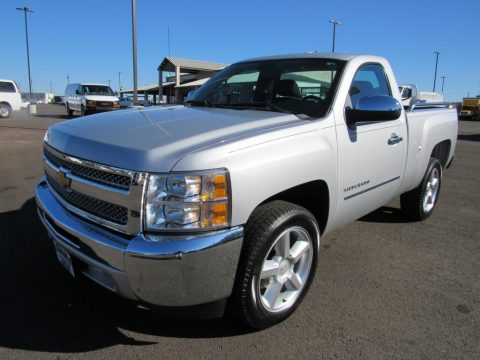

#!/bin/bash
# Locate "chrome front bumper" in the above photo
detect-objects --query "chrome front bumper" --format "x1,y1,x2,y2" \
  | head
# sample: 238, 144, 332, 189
35, 178, 244, 307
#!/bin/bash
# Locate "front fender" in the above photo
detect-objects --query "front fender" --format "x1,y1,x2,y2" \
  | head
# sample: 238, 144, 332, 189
172, 121, 337, 227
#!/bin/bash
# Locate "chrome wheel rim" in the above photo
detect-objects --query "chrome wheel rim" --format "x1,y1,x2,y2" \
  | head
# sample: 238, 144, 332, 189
0, 106, 8, 117
254, 226, 313, 313
423, 167, 440, 213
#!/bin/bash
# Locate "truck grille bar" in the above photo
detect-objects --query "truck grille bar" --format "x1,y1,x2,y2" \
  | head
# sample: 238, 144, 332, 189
44, 146, 132, 191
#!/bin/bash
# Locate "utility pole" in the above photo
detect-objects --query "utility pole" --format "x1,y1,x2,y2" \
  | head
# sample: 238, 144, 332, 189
108, 80, 111, 87
117, 72, 122, 91
67, 74, 70, 85
329, 19, 341, 53
16, 6, 34, 103
49, 82, 53, 93
168, 26, 171, 58
131, 0, 138, 104
433, 51, 440, 92
440, 76, 446, 94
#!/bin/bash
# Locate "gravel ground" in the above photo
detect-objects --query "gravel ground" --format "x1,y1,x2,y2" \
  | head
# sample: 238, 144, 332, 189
0, 106, 478, 359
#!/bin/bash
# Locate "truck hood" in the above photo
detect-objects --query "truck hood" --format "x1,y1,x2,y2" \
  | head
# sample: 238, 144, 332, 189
45, 105, 301, 171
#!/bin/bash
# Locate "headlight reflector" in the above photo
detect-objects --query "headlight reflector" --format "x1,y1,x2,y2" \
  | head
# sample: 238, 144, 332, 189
145, 170, 230, 231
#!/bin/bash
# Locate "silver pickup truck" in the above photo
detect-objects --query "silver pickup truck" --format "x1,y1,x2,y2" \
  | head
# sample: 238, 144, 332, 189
35, 53, 457, 329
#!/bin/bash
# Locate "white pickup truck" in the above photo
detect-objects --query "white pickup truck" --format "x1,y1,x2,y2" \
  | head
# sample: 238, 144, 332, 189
0, 79, 22, 118
35, 53, 457, 329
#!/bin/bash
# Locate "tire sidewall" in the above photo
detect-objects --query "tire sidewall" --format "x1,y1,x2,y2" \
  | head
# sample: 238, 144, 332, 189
419, 159, 442, 219
0, 104, 12, 118
246, 209, 320, 327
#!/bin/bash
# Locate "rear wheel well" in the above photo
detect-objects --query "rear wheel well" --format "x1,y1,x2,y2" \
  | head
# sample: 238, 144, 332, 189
259, 180, 329, 235
431, 140, 451, 168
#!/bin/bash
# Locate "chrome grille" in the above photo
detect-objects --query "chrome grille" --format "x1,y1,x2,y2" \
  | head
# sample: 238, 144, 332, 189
46, 173, 128, 225
44, 146, 131, 191
42, 144, 145, 234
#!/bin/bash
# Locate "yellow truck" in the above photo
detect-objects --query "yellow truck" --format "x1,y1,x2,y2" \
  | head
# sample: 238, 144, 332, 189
460, 97, 480, 120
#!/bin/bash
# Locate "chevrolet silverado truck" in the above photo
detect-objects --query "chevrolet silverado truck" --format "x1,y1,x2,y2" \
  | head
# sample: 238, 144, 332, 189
35, 53, 457, 329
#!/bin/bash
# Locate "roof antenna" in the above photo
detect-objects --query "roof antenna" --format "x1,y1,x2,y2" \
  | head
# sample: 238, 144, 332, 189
305, 49, 318, 53
167, 26, 171, 58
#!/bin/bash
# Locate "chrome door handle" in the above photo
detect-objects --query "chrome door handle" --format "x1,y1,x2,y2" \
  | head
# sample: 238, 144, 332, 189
388, 134, 403, 145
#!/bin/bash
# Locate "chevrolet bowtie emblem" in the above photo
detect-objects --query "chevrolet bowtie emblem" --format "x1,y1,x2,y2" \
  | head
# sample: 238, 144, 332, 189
55, 167, 72, 191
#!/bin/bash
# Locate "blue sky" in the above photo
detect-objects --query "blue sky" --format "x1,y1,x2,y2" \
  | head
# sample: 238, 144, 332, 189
2, 0, 479, 101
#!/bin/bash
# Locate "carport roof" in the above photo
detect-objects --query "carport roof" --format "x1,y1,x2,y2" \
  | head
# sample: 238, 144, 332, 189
120, 82, 174, 94
175, 78, 210, 88
158, 57, 228, 72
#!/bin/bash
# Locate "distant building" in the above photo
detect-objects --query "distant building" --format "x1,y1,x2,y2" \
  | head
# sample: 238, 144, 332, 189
120, 57, 228, 104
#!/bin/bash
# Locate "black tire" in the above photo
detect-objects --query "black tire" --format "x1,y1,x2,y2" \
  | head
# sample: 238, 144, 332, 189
66, 104, 73, 116
0, 103, 12, 118
401, 158, 442, 221
228, 200, 320, 329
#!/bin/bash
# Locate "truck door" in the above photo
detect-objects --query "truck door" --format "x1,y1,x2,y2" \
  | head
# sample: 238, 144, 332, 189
335, 63, 407, 226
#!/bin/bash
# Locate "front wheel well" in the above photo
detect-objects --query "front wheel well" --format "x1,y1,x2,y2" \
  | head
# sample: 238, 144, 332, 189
259, 180, 329, 235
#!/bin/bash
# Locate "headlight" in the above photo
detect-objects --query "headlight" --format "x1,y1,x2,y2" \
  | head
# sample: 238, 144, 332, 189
43, 128, 50, 143
145, 170, 230, 231
86, 100, 96, 105
114, 101, 120, 105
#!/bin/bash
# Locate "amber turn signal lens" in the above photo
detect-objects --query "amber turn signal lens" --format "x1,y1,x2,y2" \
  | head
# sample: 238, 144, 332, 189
213, 174, 227, 199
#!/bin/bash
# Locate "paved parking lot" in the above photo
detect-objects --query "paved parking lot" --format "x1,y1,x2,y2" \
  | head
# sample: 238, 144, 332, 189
0, 106, 478, 359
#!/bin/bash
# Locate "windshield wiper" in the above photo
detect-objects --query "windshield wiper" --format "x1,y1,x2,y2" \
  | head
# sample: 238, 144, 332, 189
211, 102, 292, 114
184, 99, 213, 107
261, 102, 293, 114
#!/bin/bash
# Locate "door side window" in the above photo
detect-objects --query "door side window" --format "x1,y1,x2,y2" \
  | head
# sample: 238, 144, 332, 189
348, 64, 391, 108
0, 81, 16, 93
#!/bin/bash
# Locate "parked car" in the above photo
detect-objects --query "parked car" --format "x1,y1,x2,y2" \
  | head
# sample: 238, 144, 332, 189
0, 79, 22, 118
460, 96, 480, 120
399, 84, 444, 108
65, 83, 120, 116
119, 96, 133, 108
36, 53, 458, 329
52, 96, 65, 105
119, 96, 151, 108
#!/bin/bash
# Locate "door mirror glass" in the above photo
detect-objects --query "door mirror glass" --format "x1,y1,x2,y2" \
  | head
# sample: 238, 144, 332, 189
75, 89, 81, 95
346, 95, 402, 125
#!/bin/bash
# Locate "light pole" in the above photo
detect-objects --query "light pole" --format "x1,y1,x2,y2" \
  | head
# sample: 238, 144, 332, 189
329, 19, 341, 53
131, 0, 138, 104
49, 81, 53, 93
433, 51, 440, 92
117, 72, 122, 91
67, 74, 70, 85
440, 76, 446, 94
108, 80, 111, 87
16, 6, 34, 103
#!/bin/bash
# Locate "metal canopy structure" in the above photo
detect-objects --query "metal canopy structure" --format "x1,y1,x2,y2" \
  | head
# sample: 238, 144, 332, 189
158, 57, 227, 73
158, 56, 227, 103
175, 77, 210, 88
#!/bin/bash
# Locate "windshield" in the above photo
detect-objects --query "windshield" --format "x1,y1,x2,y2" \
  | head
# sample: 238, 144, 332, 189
187, 58, 346, 118
81, 85, 114, 96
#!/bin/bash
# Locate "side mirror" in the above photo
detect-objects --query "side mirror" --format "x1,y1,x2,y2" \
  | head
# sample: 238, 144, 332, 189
346, 95, 402, 125
75, 90, 81, 95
